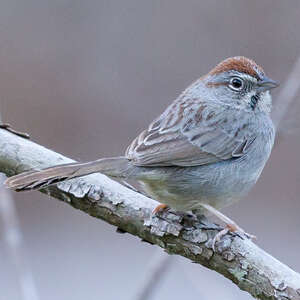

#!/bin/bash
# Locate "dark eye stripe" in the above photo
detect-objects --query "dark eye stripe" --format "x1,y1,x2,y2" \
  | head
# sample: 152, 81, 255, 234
206, 81, 227, 87
206, 77, 254, 92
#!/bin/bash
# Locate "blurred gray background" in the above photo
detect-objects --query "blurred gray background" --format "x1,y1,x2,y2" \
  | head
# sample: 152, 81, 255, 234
0, 1, 300, 299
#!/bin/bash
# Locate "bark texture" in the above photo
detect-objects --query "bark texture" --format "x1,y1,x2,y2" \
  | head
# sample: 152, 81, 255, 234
0, 129, 299, 300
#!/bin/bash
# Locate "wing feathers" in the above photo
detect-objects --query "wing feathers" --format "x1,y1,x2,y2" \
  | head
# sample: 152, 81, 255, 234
126, 98, 254, 167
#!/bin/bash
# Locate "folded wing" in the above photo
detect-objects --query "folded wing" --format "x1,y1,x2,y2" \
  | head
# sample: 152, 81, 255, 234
126, 98, 255, 167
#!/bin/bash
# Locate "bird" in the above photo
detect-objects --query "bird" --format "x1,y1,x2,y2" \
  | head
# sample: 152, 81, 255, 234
5, 56, 279, 247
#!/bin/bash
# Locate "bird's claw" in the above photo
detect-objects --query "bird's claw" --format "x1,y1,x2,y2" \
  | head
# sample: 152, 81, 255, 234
212, 224, 256, 252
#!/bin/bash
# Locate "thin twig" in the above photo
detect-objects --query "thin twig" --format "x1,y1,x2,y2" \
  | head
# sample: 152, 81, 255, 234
132, 250, 173, 300
272, 56, 300, 128
0, 174, 40, 300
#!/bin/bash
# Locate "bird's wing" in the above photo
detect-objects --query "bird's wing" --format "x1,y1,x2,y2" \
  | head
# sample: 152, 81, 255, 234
125, 98, 255, 167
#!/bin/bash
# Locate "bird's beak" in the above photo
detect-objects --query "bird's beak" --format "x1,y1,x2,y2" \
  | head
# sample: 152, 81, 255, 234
257, 76, 279, 93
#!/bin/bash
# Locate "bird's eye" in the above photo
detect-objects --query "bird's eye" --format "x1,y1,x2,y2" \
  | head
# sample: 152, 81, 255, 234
229, 77, 244, 91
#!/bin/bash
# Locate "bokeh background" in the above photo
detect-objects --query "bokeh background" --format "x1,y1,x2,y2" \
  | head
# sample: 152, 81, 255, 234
0, 1, 300, 299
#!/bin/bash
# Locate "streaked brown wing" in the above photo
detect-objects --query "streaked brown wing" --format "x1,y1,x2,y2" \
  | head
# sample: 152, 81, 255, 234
125, 98, 254, 167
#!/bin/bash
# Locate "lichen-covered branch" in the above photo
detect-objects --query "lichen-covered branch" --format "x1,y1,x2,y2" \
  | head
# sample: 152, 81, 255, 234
0, 129, 299, 300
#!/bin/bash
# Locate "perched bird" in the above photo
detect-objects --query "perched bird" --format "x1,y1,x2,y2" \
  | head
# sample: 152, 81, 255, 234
5, 56, 279, 246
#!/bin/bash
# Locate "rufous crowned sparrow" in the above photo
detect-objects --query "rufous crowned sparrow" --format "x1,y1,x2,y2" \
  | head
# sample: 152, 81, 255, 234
5, 56, 279, 246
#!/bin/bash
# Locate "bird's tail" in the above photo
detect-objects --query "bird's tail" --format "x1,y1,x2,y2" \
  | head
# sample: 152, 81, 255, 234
5, 156, 132, 191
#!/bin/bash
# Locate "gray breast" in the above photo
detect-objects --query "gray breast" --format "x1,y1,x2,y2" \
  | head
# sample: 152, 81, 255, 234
138, 113, 275, 211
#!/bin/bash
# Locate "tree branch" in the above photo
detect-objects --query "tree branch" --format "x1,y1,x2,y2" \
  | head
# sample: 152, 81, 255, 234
0, 129, 299, 300
272, 56, 300, 128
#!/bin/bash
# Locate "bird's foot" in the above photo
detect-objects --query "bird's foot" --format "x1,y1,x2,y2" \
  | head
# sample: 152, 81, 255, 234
0, 123, 30, 139
212, 223, 256, 252
152, 203, 169, 215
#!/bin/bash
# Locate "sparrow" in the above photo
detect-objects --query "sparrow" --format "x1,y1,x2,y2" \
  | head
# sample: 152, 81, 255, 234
5, 56, 279, 248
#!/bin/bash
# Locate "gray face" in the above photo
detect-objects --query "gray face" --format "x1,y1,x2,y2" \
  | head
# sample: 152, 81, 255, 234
203, 71, 276, 114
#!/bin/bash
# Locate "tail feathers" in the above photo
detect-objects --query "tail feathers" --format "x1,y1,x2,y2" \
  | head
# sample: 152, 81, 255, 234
5, 156, 131, 191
